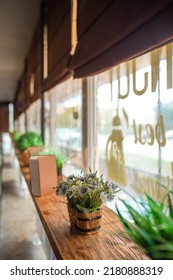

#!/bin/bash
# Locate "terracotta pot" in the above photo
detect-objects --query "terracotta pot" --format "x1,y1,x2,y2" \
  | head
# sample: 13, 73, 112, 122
67, 205, 102, 235
21, 149, 29, 166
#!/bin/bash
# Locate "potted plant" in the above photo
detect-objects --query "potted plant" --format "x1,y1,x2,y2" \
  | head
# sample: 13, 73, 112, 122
116, 186, 173, 259
55, 170, 119, 234
17, 131, 44, 166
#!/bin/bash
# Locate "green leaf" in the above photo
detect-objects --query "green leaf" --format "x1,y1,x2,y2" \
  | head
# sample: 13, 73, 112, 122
17, 131, 43, 152
76, 204, 97, 213
116, 187, 173, 259
168, 194, 173, 219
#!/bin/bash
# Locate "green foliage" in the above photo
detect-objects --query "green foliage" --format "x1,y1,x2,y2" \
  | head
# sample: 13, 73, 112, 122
56, 170, 120, 213
12, 131, 21, 143
116, 186, 173, 259
38, 148, 68, 175
17, 131, 43, 152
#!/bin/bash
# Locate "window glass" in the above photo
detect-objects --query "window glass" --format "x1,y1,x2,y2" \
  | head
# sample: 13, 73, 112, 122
96, 43, 173, 204
160, 44, 173, 188
26, 100, 41, 133
16, 113, 25, 134
54, 77, 83, 174
44, 92, 51, 145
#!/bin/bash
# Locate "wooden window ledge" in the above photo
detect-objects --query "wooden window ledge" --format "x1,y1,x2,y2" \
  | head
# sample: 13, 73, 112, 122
20, 165, 150, 260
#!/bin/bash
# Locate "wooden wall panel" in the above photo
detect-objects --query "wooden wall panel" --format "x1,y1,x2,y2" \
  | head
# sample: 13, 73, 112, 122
0, 104, 9, 133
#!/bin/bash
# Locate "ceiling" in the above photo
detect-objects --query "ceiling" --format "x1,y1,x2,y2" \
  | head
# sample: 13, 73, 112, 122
0, 0, 39, 103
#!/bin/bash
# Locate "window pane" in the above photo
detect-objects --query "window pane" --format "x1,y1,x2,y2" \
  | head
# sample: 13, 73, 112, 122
160, 44, 173, 189
44, 92, 51, 145
96, 43, 173, 204
26, 100, 41, 133
54, 78, 83, 174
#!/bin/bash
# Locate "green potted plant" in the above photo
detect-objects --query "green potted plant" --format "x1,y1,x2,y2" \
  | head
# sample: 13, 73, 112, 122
116, 186, 173, 259
17, 131, 44, 166
55, 170, 119, 234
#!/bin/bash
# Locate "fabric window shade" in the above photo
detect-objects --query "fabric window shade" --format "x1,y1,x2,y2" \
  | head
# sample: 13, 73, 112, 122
44, 0, 72, 91
13, 60, 28, 119
14, 83, 20, 120
77, 0, 113, 39
26, 21, 41, 104
23, 59, 30, 111
13, 73, 26, 119
0, 103, 9, 133
69, 0, 173, 78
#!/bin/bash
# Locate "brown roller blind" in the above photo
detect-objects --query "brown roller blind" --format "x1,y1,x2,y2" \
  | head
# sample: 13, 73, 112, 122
13, 81, 24, 119
27, 21, 41, 103
69, 0, 173, 78
13, 61, 28, 119
0, 103, 9, 133
44, 0, 72, 91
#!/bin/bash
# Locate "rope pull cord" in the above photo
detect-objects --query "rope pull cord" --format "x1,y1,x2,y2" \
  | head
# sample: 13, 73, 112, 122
70, 0, 78, 55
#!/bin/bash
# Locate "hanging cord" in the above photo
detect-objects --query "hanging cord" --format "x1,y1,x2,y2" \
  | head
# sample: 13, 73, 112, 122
70, 0, 78, 55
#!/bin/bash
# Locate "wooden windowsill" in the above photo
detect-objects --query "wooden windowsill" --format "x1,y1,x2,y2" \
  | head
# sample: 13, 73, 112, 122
19, 160, 150, 260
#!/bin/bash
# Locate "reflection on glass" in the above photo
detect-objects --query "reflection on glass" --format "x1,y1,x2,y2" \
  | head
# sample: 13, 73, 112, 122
97, 43, 173, 202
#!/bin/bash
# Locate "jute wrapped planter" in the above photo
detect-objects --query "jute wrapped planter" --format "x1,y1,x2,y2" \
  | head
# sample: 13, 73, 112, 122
67, 205, 102, 235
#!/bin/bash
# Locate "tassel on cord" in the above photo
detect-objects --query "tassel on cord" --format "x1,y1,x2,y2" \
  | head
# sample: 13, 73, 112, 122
70, 0, 78, 55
